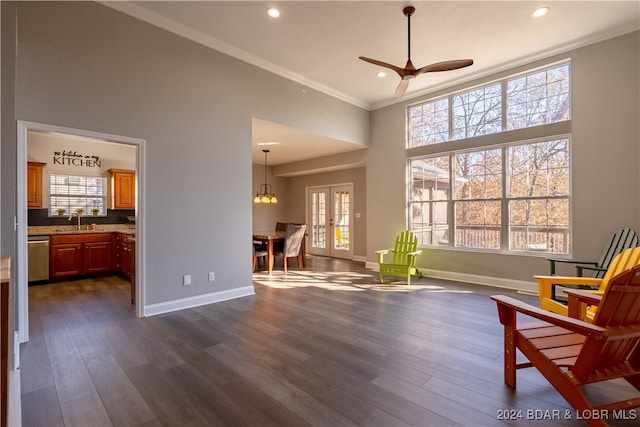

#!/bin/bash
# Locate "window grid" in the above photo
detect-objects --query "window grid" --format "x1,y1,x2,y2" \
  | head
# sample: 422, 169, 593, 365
49, 174, 107, 217
406, 62, 571, 255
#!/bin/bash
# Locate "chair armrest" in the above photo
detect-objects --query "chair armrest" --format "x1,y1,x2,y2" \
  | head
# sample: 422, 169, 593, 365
563, 288, 603, 305
563, 288, 603, 319
535, 275, 603, 300
535, 275, 603, 285
547, 257, 597, 275
491, 295, 606, 337
547, 258, 598, 265
376, 249, 393, 263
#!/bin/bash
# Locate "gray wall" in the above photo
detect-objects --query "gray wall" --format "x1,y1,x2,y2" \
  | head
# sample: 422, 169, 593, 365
2, 2, 368, 306
366, 31, 640, 284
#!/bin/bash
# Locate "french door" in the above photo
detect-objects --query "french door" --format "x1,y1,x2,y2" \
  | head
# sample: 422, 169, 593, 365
307, 184, 353, 259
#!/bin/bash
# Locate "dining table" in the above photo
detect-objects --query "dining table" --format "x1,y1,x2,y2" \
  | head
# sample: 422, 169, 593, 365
252, 230, 306, 274
252, 230, 285, 274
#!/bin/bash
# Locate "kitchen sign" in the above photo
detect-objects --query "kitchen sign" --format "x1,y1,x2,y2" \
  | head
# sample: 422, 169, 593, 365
53, 150, 101, 168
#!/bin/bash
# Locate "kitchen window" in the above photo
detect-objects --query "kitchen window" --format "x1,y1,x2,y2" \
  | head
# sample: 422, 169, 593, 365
49, 173, 107, 216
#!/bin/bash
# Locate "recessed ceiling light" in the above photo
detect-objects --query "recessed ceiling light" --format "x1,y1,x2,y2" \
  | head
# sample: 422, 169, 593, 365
258, 141, 279, 146
267, 8, 280, 18
377, 71, 386, 78
532, 7, 550, 18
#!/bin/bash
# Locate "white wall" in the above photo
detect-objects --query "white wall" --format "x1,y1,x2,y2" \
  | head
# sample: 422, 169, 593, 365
28, 131, 137, 209
28, 131, 136, 174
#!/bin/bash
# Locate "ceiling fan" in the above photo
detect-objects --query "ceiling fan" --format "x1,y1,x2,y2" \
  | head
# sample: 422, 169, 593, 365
359, 6, 474, 97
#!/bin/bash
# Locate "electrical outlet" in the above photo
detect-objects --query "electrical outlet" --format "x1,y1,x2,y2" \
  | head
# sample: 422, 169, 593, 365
183, 274, 191, 286
208, 272, 215, 282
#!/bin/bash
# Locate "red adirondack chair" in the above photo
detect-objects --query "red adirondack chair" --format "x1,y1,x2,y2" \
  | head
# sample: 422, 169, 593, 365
492, 265, 640, 427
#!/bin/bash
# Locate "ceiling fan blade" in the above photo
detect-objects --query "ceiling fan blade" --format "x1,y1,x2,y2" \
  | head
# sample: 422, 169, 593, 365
395, 79, 410, 97
359, 56, 405, 77
416, 59, 474, 75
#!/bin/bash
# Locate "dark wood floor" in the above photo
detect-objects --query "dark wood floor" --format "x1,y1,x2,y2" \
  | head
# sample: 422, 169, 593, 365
20, 256, 639, 426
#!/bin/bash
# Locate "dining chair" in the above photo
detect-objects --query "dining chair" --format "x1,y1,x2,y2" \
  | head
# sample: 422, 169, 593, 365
252, 244, 268, 272
274, 224, 307, 273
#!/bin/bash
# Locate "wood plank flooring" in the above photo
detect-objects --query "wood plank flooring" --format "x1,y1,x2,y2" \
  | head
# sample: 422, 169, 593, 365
21, 257, 639, 426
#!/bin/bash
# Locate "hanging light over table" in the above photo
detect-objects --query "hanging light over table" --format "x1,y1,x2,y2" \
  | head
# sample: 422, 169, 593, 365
254, 149, 277, 203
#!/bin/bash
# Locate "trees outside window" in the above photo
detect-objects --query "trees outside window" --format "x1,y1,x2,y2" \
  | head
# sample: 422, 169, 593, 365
407, 63, 571, 254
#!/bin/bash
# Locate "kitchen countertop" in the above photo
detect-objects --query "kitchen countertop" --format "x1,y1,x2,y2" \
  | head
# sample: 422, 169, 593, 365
28, 225, 135, 236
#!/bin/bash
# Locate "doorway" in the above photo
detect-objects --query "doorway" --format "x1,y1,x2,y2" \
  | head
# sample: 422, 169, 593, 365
306, 184, 353, 260
16, 121, 145, 344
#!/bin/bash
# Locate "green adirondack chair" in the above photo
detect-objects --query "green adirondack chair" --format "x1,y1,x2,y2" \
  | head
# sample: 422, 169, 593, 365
376, 230, 423, 285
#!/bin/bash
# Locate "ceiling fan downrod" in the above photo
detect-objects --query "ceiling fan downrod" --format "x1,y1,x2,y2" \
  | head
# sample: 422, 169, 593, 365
404, 6, 415, 64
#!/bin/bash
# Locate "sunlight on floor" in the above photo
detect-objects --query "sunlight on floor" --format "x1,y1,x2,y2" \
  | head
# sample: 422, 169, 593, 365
253, 270, 473, 293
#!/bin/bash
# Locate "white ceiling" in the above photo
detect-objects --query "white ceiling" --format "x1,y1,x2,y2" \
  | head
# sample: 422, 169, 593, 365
105, 1, 639, 165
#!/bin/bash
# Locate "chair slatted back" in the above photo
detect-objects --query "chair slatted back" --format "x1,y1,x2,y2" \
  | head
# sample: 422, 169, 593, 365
572, 265, 640, 380
593, 228, 639, 278
594, 247, 640, 293
391, 231, 419, 266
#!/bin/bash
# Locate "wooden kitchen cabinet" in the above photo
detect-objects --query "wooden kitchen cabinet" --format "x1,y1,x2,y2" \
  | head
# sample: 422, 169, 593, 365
27, 162, 46, 209
108, 169, 135, 210
84, 241, 112, 273
49, 234, 112, 279
50, 243, 83, 277
113, 233, 133, 278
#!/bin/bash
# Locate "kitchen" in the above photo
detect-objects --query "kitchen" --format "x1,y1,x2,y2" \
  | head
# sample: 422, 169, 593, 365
26, 130, 137, 304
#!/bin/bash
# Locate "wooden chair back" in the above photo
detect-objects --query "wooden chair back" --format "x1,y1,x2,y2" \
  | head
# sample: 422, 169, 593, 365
391, 230, 419, 267
596, 246, 640, 291
591, 228, 640, 278
571, 265, 640, 381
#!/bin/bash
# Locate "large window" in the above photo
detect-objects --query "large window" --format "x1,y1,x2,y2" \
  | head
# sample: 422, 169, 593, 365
408, 63, 571, 254
49, 174, 107, 217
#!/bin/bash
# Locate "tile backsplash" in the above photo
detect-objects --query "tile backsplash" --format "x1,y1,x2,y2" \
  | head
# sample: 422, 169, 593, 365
28, 208, 135, 226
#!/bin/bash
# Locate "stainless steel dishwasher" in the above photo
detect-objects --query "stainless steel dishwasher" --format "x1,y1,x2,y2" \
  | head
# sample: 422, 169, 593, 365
28, 235, 49, 282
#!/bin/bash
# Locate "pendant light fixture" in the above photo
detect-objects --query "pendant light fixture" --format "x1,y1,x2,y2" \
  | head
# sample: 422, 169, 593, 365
254, 149, 278, 204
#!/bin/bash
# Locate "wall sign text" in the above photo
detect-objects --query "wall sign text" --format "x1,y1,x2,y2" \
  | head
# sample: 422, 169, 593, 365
53, 150, 101, 168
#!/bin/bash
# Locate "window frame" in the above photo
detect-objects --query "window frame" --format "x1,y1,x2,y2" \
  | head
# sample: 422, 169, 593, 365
406, 61, 572, 256
48, 172, 108, 217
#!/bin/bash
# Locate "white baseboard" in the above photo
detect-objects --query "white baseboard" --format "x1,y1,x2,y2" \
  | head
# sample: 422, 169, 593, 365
352, 255, 367, 263
9, 368, 21, 427
144, 286, 255, 316
365, 261, 537, 295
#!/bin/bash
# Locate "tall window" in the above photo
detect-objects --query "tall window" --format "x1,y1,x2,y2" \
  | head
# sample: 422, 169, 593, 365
49, 174, 106, 216
408, 63, 571, 254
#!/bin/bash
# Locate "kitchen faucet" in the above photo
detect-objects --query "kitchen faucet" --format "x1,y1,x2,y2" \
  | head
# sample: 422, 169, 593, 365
69, 211, 81, 230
